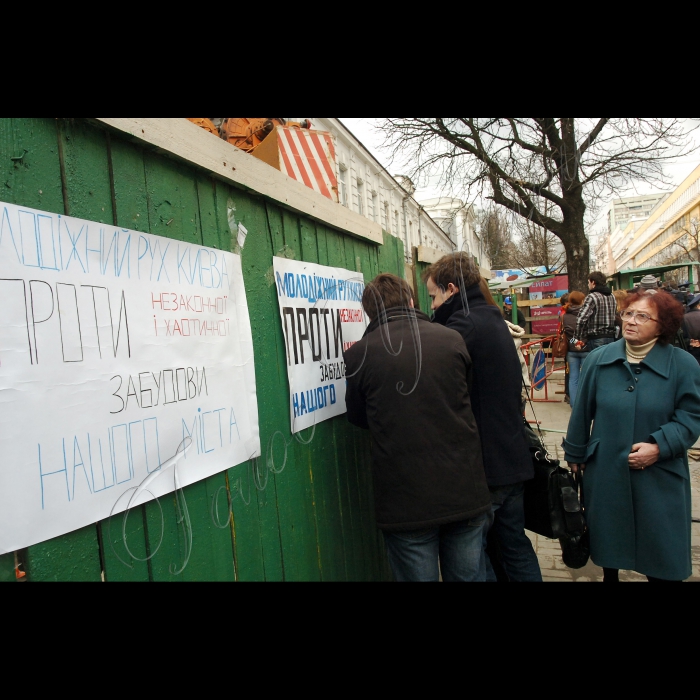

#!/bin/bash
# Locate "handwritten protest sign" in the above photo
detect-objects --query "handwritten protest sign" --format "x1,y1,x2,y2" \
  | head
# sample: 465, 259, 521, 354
0, 201, 260, 554
272, 257, 366, 433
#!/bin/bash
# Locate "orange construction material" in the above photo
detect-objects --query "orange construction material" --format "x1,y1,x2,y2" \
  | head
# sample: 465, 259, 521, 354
219, 118, 312, 153
186, 118, 220, 136
251, 126, 338, 202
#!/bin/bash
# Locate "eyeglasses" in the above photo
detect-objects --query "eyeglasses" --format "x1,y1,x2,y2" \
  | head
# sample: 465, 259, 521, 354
620, 310, 658, 324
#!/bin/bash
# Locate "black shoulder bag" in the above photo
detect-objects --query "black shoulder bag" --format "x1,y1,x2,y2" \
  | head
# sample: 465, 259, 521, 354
522, 381, 590, 569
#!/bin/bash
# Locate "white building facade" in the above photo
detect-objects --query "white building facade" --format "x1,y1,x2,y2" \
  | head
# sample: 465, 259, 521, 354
308, 119, 490, 270
418, 197, 487, 267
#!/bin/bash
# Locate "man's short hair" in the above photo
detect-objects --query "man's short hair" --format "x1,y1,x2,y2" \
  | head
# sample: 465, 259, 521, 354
362, 273, 414, 321
588, 271, 607, 287
421, 252, 481, 291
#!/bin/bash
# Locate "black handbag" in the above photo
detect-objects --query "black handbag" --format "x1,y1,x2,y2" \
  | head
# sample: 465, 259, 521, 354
554, 470, 590, 569
522, 417, 590, 569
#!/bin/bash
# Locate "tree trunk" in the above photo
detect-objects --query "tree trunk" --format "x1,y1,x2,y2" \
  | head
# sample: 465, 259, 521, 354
561, 220, 590, 292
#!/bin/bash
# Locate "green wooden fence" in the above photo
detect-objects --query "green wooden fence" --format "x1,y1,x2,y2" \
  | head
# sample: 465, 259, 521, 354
0, 118, 404, 581
414, 260, 432, 314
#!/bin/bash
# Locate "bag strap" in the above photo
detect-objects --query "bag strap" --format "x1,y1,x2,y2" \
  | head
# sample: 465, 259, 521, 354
572, 467, 584, 508
521, 373, 549, 454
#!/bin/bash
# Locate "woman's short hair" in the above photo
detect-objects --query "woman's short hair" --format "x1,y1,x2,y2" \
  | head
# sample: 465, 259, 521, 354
620, 289, 684, 345
421, 252, 481, 291
362, 273, 415, 321
568, 291, 586, 306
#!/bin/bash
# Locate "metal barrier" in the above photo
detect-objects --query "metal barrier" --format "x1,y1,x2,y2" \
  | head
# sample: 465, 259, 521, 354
520, 335, 565, 403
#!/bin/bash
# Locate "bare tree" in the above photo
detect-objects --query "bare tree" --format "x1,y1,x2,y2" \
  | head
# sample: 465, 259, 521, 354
513, 218, 566, 272
378, 119, 697, 290
667, 217, 700, 262
477, 206, 518, 270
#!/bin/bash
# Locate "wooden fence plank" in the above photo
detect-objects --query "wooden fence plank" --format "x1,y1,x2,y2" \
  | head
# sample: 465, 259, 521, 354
297, 218, 346, 581
273, 211, 322, 580
101, 136, 153, 582
324, 229, 362, 580
140, 155, 229, 581
517, 298, 560, 307
22, 119, 106, 582
234, 192, 286, 581
0, 118, 68, 580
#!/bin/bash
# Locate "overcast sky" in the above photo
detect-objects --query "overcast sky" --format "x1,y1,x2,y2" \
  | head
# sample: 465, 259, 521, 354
339, 118, 700, 237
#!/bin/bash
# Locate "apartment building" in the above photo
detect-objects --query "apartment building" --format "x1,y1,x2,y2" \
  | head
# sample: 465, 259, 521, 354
616, 163, 700, 271
592, 232, 615, 277
604, 193, 668, 234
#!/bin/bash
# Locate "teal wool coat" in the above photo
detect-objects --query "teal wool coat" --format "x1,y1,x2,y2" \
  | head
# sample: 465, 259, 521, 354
563, 339, 700, 580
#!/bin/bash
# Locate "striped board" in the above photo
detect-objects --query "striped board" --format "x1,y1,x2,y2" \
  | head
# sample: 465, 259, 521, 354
252, 126, 339, 202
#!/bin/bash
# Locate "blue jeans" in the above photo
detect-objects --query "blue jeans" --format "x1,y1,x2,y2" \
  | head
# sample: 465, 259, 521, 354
588, 337, 614, 350
483, 482, 542, 582
568, 352, 589, 411
383, 514, 488, 581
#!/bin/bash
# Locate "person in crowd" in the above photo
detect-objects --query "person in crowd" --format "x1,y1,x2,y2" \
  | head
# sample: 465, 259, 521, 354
561, 291, 588, 410
663, 280, 688, 305
627, 275, 658, 296
479, 279, 531, 413
682, 293, 700, 365
503, 296, 526, 328
558, 294, 571, 403
564, 289, 700, 582
572, 271, 617, 351
344, 273, 491, 582
506, 319, 530, 413
424, 253, 541, 582
612, 289, 627, 339
640, 274, 659, 291
481, 278, 530, 580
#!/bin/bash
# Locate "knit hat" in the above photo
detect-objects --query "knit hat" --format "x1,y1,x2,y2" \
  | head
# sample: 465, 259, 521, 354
639, 275, 658, 290
504, 296, 512, 305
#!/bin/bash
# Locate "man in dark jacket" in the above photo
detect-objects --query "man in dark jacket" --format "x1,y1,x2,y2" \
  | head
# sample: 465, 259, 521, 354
344, 273, 491, 581
573, 271, 618, 350
424, 253, 541, 582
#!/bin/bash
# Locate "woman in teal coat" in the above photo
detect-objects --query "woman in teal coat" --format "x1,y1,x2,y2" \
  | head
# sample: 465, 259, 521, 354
563, 289, 700, 581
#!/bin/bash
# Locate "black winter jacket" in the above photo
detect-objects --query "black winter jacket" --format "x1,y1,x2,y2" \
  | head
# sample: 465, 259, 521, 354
344, 307, 491, 531
432, 285, 533, 487
683, 308, 700, 364
563, 304, 589, 352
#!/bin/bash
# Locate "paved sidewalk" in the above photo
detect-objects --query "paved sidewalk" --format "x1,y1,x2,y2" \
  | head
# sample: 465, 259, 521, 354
523, 373, 700, 582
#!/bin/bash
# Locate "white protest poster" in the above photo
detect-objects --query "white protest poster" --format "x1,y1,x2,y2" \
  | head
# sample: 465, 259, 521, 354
272, 257, 366, 433
0, 201, 260, 554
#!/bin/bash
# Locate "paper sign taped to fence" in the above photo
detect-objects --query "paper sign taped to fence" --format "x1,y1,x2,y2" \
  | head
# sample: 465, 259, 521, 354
0, 201, 260, 554
273, 257, 367, 433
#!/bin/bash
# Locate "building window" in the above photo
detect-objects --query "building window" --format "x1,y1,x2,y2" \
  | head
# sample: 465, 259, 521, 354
408, 220, 413, 246
338, 167, 348, 207
356, 180, 364, 216
371, 191, 378, 222
383, 202, 390, 231
394, 210, 400, 237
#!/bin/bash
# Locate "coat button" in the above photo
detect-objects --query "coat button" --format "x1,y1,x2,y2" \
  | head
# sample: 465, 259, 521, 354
634, 368, 642, 374
627, 386, 635, 392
